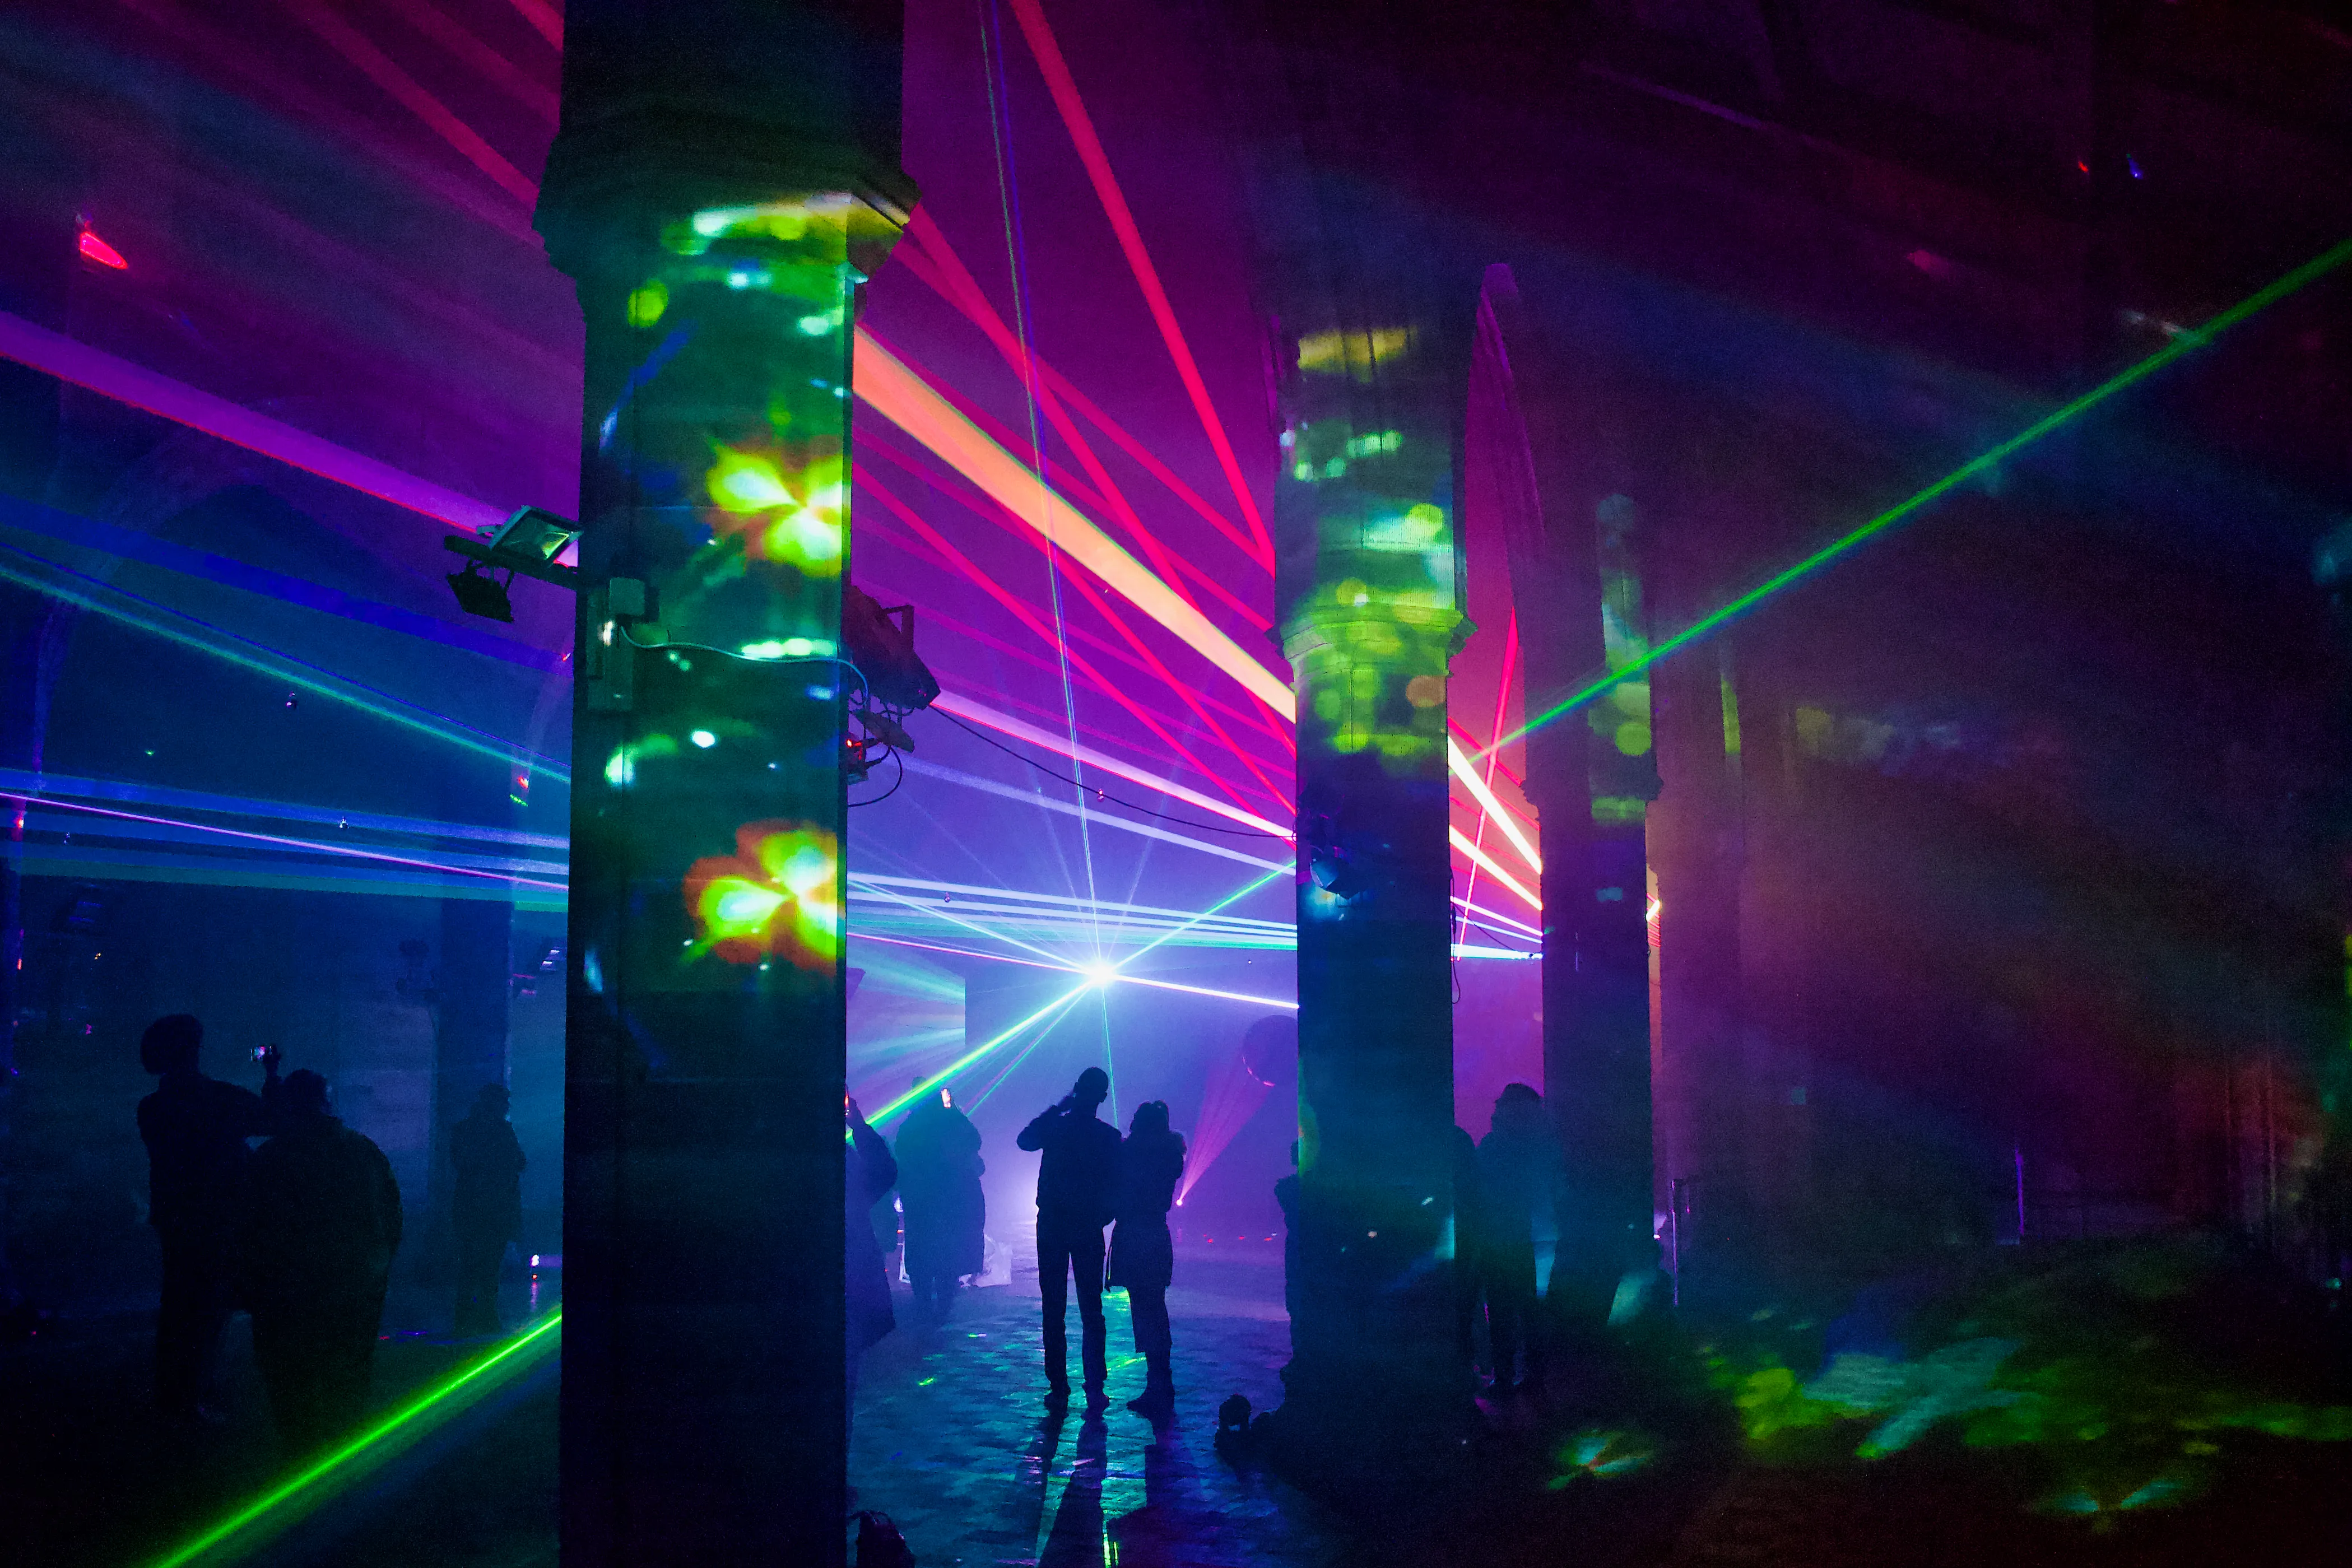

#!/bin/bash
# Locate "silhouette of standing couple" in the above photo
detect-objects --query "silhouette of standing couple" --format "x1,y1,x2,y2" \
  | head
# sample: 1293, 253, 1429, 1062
1019, 1069, 1186, 1417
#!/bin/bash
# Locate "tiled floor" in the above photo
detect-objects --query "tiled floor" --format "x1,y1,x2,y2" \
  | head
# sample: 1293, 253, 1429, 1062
850, 1247, 1343, 1567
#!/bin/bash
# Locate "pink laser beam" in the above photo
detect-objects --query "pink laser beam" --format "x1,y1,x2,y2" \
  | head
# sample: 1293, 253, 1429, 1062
1006, 0, 1274, 570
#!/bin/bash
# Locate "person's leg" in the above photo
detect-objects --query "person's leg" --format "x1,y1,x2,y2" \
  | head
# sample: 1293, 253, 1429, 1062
1073, 1227, 1108, 1402
1141, 1286, 1173, 1399
322, 1295, 380, 1442
1484, 1254, 1522, 1388
1493, 1241, 1537, 1388
155, 1242, 199, 1415
156, 1239, 232, 1416
1037, 1220, 1072, 1396
257, 1310, 332, 1453
454, 1226, 502, 1334
1453, 1248, 1480, 1367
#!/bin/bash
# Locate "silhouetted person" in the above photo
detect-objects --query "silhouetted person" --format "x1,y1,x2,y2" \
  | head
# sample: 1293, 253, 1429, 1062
1479, 1083, 1561, 1397
1449, 1124, 1488, 1370
1109, 1100, 1185, 1418
1017, 1067, 1119, 1409
136, 1014, 280, 1421
894, 1079, 985, 1320
845, 1096, 899, 1448
1273, 1141, 1301, 1321
450, 1083, 524, 1336
244, 1070, 402, 1453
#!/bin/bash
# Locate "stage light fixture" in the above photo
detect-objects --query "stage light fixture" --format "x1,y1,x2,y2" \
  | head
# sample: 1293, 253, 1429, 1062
443, 505, 580, 621
1082, 961, 1118, 987
445, 561, 513, 622
843, 583, 941, 715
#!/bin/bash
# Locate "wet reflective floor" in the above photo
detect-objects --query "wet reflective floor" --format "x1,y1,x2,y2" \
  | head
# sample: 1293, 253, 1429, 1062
850, 1248, 1340, 1567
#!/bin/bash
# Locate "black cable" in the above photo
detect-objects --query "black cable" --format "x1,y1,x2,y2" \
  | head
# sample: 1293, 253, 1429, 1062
849, 745, 906, 808
616, 626, 873, 708
931, 708, 1291, 839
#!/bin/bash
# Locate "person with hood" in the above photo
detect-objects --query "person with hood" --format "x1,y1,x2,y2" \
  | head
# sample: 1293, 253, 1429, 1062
244, 1069, 402, 1453
893, 1080, 986, 1320
845, 1095, 899, 1446
1477, 1083, 1562, 1397
1017, 1067, 1121, 1409
1109, 1101, 1186, 1417
450, 1083, 526, 1336
136, 1013, 281, 1422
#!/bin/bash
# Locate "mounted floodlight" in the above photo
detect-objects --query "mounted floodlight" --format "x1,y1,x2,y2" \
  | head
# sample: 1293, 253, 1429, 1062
443, 505, 582, 620
842, 583, 940, 715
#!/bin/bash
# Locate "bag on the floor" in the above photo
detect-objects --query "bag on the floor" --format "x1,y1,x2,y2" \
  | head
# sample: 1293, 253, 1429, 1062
854, 1510, 916, 1567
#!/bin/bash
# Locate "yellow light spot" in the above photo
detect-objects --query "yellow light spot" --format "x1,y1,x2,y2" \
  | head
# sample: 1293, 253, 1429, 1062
626, 280, 668, 328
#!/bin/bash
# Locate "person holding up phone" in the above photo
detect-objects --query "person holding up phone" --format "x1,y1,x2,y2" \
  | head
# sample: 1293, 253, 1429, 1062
136, 1017, 283, 1424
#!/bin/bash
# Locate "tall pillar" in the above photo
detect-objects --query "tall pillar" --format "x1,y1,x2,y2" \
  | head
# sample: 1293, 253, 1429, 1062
1646, 472, 1747, 1310
537, 6, 911, 1562
1478, 278, 1658, 1327
1263, 198, 1475, 1453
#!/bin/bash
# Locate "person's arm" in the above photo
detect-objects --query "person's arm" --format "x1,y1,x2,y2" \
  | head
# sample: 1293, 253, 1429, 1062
1016, 1100, 1070, 1152
254, 1045, 285, 1133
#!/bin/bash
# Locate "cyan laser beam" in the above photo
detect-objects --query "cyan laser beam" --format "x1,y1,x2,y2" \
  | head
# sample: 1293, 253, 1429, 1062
0, 548, 566, 779
146, 1311, 563, 1568
1486, 235, 2352, 757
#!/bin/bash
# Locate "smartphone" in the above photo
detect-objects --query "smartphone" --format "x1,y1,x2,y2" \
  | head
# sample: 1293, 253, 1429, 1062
252, 1045, 272, 1062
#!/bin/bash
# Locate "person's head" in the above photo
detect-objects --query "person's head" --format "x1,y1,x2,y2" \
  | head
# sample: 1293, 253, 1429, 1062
282, 1069, 332, 1119
140, 1015, 203, 1077
1129, 1100, 1170, 1138
473, 1083, 510, 1117
1072, 1067, 1110, 1109
1494, 1082, 1543, 1129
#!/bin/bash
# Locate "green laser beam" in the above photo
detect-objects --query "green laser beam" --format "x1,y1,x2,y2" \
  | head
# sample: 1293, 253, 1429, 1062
969, 992, 1092, 1111
147, 1310, 564, 1568
0, 550, 569, 781
868, 984, 1093, 1125
1485, 235, 2352, 758
1112, 866, 1289, 971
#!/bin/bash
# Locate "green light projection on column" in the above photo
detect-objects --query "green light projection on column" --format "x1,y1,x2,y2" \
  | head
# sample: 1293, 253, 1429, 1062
597, 196, 901, 978
1283, 333, 1459, 771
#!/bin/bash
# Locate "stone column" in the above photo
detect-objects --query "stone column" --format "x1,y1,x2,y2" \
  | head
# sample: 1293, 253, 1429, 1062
1477, 278, 1658, 1329
1263, 192, 1476, 1457
536, 5, 911, 1562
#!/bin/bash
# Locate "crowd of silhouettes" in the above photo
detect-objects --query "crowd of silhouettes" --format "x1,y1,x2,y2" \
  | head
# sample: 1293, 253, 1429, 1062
136, 1013, 406, 1453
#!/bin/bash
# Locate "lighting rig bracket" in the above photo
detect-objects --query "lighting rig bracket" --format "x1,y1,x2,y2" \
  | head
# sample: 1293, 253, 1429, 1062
443, 506, 583, 622
444, 513, 938, 790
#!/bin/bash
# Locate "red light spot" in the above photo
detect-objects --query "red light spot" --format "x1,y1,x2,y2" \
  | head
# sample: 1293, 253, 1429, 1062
2076, 160, 2090, 175
78, 230, 128, 269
